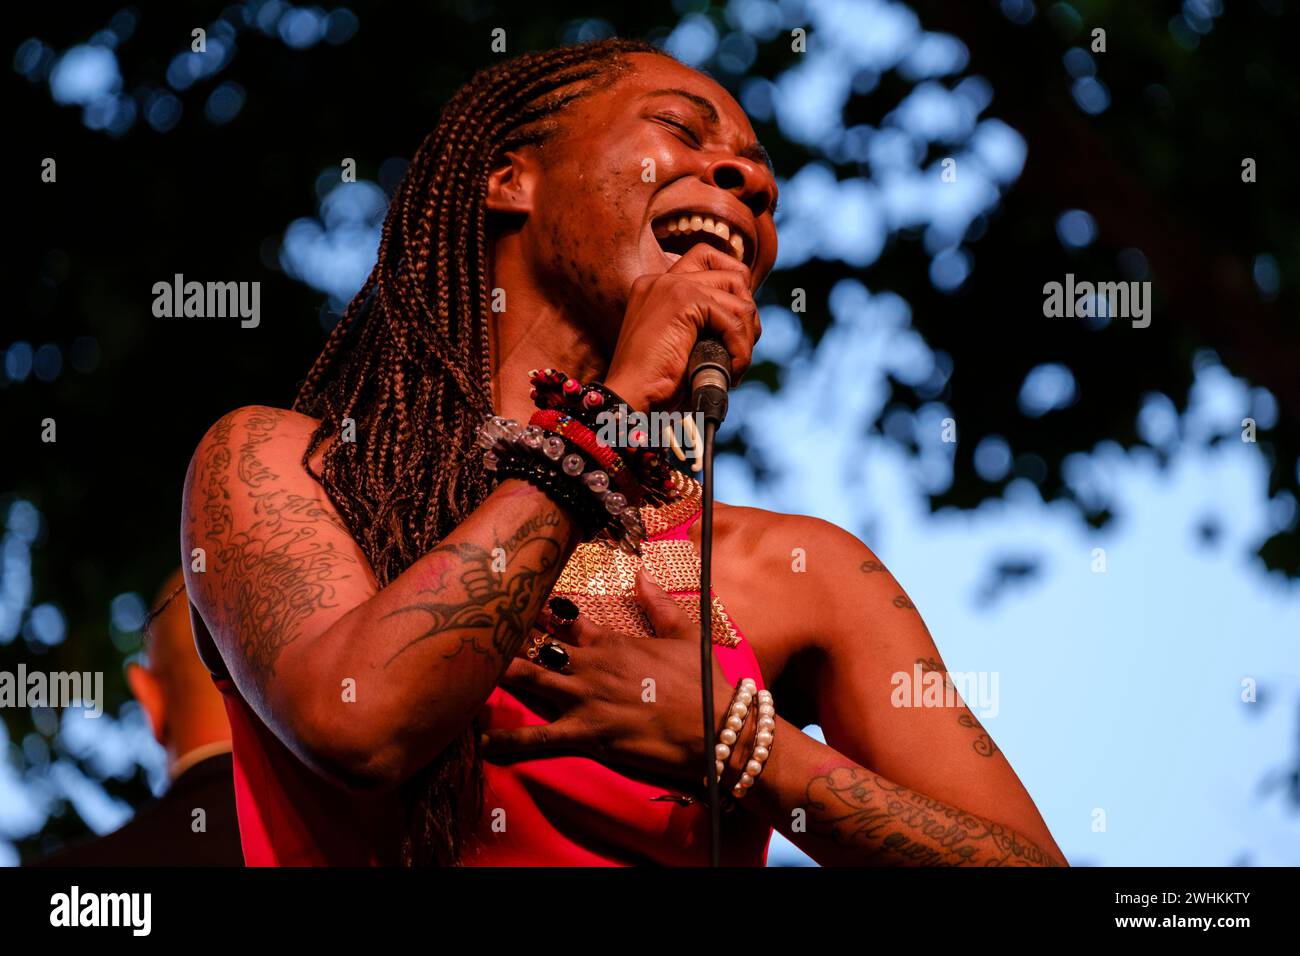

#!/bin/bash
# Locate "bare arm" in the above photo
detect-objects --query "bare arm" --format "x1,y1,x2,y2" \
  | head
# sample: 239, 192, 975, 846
748, 719, 1064, 866
741, 516, 1066, 865
181, 405, 579, 792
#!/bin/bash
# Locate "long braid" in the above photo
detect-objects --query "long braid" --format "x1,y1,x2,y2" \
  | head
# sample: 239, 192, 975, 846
293, 39, 664, 866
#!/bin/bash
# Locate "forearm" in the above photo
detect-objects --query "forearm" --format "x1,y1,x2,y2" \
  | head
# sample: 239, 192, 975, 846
742, 716, 1066, 867
293, 479, 579, 787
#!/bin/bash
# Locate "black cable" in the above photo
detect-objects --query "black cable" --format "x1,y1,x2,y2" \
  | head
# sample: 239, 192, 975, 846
699, 418, 722, 867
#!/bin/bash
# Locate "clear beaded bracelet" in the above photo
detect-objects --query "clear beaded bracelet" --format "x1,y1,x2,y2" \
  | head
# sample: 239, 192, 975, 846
477, 414, 648, 552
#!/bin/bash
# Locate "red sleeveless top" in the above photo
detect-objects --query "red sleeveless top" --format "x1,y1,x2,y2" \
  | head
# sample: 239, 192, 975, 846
216, 476, 772, 866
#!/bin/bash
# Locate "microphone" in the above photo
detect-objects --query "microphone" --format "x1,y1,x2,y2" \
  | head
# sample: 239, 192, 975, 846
686, 335, 730, 866
688, 337, 732, 426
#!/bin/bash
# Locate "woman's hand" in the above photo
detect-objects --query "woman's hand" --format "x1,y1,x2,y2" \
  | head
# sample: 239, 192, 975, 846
603, 243, 759, 414
480, 568, 749, 793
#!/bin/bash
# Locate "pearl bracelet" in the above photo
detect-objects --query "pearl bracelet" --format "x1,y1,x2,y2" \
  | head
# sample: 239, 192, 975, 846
709, 678, 761, 789
730, 688, 775, 798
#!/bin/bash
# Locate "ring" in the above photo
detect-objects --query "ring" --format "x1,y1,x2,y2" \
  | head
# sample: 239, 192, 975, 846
536, 640, 570, 673
546, 596, 580, 629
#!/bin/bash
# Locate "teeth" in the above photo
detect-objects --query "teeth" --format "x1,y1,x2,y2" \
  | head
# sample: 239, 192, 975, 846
655, 213, 748, 262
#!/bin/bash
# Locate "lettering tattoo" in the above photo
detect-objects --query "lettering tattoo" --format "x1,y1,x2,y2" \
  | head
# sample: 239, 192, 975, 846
185, 408, 359, 695
859, 560, 886, 573
892, 595, 915, 610
915, 657, 1000, 758
380, 511, 564, 667
804, 767, 1060, 866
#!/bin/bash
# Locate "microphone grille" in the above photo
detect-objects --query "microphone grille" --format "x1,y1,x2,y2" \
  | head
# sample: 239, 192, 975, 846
690, 337, 731, 368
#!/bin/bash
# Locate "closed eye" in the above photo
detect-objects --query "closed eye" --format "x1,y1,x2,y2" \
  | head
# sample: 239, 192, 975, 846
655, 114, 702, 145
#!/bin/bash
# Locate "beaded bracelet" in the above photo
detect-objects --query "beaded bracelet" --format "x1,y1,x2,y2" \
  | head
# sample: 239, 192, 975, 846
491, 455, 607, 536
730, 688, 775, 798
528, 409, 644, 502
528, 369, 681, 505
709, 678, 758, 787
478, 415, 648, 552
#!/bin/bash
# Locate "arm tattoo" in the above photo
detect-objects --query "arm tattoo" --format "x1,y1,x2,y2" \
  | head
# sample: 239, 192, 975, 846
805, 767, 1061, 866
916, 657, 1000, 758
186, 408, 359, 694
380, 510, 564, 667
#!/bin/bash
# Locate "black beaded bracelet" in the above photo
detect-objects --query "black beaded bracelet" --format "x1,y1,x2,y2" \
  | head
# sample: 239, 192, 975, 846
527, 369, 680, 503
477, 415, 649, 551
493, 456, 607, 536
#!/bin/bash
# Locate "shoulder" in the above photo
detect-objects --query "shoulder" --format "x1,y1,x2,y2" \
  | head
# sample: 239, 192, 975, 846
180, 403, 354, 558
714, 501, 883, 583
183, 405, 327, 501
712, 500, 908, 650
188, 404, 321, 470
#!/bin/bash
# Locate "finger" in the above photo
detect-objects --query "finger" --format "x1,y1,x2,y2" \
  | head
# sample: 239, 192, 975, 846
499, 655, 578, 699
665, 269, 750, 295
635, 566, 694, 639
481, 717, 587, 759
692, 289, 757, 381
668, 242, 749, 278
536, 605, 599, 647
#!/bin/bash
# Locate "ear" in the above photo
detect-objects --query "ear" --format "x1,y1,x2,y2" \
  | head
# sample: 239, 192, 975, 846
485, 148, 540, 216
126, 662, 166, 745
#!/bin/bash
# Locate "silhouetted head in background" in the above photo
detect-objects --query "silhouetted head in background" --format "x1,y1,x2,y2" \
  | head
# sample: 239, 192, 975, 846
128, 569, 231, 777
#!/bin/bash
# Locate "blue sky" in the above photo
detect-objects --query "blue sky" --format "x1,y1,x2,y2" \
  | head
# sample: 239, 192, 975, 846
733, 298, 1300, 866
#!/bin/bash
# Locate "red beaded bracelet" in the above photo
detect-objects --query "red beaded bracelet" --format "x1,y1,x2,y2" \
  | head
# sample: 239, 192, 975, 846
528, 409, 642, 501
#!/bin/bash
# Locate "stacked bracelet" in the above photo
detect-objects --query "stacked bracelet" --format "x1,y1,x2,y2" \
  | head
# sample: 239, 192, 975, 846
477, 415, 648, 552
731, 688, 775, 798
528, 368, 681, 505
712, 678, 759, 784
528, 409, 643, 503
707, 678, 776, 800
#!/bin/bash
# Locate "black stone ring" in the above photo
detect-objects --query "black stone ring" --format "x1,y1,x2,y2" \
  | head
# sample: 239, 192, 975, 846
546, 597, 580, 628
536, 640, 571, 673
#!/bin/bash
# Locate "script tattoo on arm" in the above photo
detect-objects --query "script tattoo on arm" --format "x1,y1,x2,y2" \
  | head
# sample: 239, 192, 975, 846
186, 408, 360, 696
380, 509, 564, 667
805, 767, 1061, 866
916, 656, 1000, 758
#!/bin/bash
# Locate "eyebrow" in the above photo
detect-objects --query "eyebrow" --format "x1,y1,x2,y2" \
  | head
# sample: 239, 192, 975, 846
641, 88, 775, 172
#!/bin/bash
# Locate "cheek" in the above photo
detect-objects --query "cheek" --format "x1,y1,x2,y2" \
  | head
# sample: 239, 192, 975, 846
542, 167, 647, 303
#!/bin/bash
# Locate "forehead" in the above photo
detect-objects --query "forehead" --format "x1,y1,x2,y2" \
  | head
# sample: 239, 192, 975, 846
603, 52, 756, 138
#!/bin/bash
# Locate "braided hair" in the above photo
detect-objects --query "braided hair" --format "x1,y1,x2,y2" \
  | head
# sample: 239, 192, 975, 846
292, 39, 666, 865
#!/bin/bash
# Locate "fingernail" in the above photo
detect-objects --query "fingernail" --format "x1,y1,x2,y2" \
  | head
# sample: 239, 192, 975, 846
479, 733, 491, 747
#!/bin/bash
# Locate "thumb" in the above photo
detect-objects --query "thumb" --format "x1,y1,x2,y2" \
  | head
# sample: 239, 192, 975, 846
636, 566, 692, 639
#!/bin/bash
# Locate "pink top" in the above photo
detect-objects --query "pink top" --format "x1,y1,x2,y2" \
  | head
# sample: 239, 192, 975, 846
217, 503, 771, 866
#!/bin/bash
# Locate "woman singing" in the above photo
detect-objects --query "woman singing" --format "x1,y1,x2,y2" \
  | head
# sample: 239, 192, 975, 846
180, 38, 1065, 867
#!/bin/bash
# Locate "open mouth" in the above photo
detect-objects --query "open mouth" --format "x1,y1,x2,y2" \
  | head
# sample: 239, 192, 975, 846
651, 211, 752, 267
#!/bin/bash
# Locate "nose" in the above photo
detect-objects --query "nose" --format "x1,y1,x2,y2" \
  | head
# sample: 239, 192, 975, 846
703, 155, 777, 220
